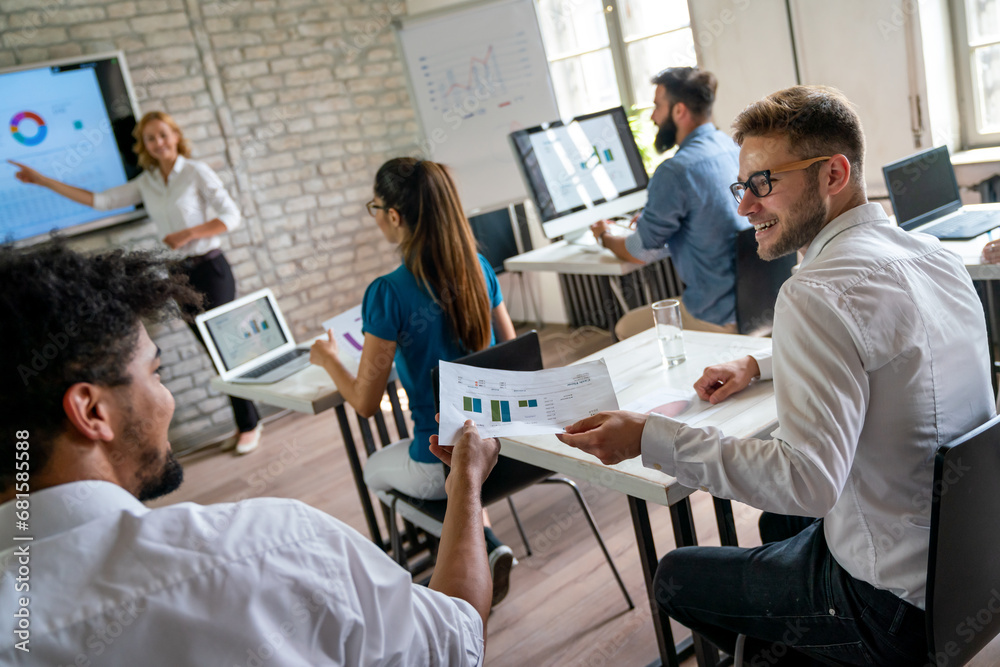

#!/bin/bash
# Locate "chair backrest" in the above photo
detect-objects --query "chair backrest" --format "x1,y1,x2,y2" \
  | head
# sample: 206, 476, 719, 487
926, 413, 1000, 661
430, 330, 551, 503
613, 305, 654, 342
431, 330, 543, 408
735, 227, 796, 335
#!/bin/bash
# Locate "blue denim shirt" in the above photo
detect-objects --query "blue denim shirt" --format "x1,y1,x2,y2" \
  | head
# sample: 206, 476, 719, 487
624, 123, 748, 325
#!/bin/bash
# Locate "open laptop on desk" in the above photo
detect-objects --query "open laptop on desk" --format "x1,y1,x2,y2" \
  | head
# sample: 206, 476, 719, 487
883, 145, 1000, 240
196, 288, 310, 384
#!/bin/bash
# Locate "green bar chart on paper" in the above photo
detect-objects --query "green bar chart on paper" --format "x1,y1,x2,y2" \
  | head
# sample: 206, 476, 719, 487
437, 359, 620, 446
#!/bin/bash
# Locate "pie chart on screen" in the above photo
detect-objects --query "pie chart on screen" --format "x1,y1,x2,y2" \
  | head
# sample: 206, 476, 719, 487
648, 399, 690, 418
10, 111, 47, 146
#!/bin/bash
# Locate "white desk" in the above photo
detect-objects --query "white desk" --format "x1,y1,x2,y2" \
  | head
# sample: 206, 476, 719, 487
499, 329, 775, 667
504, 238, 678, 330
504, 238, 645, 277
211, 358, 407, 548
941, 233, 1000, 281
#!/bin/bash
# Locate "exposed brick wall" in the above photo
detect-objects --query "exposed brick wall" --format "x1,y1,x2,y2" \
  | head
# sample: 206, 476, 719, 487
1, 0, 419, 442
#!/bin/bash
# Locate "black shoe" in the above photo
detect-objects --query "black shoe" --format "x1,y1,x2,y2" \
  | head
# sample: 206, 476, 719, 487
488, 545, 514, 606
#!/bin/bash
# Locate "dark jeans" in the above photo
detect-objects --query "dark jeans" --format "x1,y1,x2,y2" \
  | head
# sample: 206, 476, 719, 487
180, 251, 259, 433
654, 512, 927, 666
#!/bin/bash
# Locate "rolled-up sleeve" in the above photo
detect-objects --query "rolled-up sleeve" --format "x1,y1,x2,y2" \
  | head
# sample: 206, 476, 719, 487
624, 231, 671, 263
92, 179, 143, 211
196, 164, 241, 230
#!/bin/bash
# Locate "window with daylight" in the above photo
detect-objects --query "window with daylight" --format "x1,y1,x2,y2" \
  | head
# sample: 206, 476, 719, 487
534, 0, 697, 119
953, 0, 1000, 147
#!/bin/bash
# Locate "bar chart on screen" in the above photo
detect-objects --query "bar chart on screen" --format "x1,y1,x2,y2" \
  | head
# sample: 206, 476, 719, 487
437, 359, 619, 446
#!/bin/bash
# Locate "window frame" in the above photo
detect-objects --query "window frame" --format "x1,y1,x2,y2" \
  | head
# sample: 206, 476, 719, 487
951, 0, 1000, 148
534, 0, 697, 118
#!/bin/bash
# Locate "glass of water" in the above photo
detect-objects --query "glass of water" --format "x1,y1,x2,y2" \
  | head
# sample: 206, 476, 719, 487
651, 299, 685, 367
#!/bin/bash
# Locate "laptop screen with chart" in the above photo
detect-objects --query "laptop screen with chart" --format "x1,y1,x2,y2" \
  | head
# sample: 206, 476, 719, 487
196, 289, 310, 383
509, 106, 649, 240
0, 52, 144, 244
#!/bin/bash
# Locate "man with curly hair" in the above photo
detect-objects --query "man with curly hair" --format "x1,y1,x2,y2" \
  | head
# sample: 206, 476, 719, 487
0, 243, 496, 665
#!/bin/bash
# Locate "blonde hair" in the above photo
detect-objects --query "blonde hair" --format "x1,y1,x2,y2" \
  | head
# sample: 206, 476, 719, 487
132, 111, 192, 170
374, 158, 492, 353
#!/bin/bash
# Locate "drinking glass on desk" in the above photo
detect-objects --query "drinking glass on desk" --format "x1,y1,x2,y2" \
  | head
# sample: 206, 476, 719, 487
652, 299, 685, 366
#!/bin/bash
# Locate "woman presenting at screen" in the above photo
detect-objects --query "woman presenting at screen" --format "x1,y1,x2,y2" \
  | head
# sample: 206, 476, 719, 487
309, 157, 519, 605
8, 110, 263, 455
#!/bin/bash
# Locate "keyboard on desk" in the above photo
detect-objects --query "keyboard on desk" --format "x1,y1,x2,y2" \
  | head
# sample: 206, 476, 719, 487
241, 348, 309, 379
921, 210, 1000, 240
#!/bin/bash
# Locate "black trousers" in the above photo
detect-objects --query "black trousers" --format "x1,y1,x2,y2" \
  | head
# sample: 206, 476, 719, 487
180, 251, 259, 433
654, 512, 927, 666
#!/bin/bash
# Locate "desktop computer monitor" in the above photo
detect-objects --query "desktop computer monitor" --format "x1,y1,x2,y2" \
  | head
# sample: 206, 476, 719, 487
509, 106, 649, 240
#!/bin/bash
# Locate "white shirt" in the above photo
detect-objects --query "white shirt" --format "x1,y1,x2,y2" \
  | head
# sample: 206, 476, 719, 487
92, 156, 241, 258
641, 202, 995, 609
0, 481, 483, 665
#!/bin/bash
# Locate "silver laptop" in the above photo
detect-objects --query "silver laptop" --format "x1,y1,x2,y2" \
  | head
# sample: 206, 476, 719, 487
883, 146, 1000, 240
195, 288, 310, 384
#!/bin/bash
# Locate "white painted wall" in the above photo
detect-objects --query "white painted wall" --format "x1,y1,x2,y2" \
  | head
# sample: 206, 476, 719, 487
689, 0, 798, 136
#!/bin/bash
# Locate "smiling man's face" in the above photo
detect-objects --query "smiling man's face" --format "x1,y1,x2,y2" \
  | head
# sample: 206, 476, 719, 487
737, 134, 830, 261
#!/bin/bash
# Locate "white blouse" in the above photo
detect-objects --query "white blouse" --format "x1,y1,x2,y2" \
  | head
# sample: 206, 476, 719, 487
92, 155, 241, 258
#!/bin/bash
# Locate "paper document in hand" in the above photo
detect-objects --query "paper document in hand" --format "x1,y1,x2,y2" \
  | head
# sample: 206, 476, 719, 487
437, 359, 620, 446
321, 305, 365, 360
623, 386, 724, 427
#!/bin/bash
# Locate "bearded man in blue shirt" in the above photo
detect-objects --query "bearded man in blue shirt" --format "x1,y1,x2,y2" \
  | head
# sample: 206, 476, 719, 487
592, 66, 750, 332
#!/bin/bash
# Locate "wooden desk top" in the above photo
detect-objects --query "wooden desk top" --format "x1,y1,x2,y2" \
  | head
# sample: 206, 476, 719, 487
498, 329, 776, 507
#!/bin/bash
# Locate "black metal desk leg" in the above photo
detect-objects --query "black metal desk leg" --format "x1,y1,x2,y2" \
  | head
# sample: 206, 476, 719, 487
334, 404, 385, 550
669, 498, 721, 667
629, 496, 683, 667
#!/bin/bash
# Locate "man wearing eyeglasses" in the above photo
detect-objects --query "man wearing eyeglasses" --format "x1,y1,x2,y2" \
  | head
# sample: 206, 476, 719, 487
590, 66, 749, 333
560, 86, 994, 664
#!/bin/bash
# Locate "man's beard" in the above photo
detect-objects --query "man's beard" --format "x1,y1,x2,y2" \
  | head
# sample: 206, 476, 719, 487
654, 117, 678, 153
758, 178, 829, 261
136, 450, 183, 501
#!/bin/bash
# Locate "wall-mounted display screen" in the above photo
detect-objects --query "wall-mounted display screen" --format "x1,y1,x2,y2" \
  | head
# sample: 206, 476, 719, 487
0, 51, 145, 244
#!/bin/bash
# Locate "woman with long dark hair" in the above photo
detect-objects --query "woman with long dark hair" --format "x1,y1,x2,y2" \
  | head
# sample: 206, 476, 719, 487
310, 157, 518, 604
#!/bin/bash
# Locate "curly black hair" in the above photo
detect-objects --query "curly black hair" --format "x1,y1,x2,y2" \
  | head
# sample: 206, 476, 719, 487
0, 241, 203, 491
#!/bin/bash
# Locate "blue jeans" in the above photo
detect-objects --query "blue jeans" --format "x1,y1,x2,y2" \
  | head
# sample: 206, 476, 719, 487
654, 513, 927, 665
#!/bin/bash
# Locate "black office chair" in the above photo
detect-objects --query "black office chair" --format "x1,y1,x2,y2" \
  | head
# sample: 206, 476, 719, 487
925, 413, 1000, 664
377, 331, 633, 609
735, 227, 796, 336
733, 414, 1000, 667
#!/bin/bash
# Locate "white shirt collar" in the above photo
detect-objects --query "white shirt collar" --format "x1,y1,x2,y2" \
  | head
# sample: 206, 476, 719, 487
799, 202, 888, 269
172, 154, 187, 175
151, 154, 186, 185
0, 480, 147, 546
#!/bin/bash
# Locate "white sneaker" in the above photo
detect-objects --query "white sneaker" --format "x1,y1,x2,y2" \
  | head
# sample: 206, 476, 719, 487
488, 545, 515, 606
234, 424, 263, 455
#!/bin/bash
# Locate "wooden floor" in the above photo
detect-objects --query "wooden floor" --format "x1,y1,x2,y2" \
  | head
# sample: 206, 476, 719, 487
150, 324, 1000, 666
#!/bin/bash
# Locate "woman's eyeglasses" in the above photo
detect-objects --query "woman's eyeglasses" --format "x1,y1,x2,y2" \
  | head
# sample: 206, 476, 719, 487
366, 200, 388, 217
